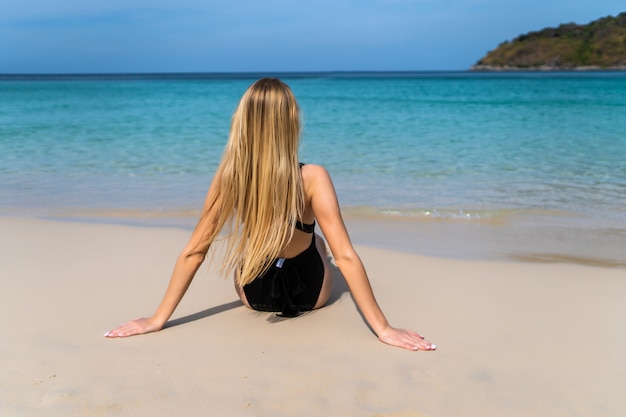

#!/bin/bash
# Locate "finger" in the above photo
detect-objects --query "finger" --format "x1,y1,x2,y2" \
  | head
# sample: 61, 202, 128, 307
104, 323, 134, 338
105, 329, 134, 338
415, 341, 437, 351
406, 335, 436, 351
385, 335, 425, 351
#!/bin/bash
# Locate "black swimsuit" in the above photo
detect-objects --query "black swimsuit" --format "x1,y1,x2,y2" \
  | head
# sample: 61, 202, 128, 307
242, 220, 324, 317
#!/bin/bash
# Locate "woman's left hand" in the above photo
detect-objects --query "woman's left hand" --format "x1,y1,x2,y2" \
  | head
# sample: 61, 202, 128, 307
377, 326, 437, 351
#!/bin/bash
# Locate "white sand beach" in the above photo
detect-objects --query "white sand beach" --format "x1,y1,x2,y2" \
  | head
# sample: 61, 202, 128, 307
1, 216, 625, 417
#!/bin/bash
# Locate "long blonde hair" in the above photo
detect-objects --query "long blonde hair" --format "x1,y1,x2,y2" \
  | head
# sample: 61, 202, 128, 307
193, 78, 305, 286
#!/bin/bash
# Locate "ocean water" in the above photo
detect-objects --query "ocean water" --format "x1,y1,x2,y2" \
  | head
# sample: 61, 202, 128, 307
1, 72, 625, 265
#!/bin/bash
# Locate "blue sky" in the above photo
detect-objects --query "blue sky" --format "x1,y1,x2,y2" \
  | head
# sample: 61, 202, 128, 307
1, 0, 623, 73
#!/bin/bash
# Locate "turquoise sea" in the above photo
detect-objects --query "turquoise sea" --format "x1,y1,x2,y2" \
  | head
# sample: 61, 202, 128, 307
1, 72, 625, 265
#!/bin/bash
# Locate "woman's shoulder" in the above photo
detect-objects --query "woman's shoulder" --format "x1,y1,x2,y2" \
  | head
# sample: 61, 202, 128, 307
300, 163, 331, 184
301, 163, 334, 197
300, 163, 328, 176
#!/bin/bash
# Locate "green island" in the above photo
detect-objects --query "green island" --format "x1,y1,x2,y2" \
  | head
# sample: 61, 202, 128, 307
472, 12, 626, 70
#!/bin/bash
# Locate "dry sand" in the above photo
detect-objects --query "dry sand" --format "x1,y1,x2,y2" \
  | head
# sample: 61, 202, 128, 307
1, 216, 625, 417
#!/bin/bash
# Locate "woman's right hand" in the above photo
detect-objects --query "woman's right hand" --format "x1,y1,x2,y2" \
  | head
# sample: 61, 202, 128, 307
104, 317, 163, 338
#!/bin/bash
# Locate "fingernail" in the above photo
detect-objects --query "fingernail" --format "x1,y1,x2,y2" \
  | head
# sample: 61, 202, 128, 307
431, 344, 437, 349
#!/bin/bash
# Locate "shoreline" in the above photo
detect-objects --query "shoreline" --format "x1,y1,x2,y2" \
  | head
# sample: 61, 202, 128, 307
470, 64, 626, 71
2, 216, 625, 416
3, 209, 623, 269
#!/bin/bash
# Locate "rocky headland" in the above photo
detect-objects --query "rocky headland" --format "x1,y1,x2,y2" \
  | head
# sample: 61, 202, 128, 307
472, 12, 626, 71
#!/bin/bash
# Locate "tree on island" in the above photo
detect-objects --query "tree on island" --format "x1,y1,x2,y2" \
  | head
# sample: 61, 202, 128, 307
473, 12, 626, 70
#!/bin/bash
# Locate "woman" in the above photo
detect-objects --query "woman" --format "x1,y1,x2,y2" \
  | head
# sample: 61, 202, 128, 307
105, 78, 436, 351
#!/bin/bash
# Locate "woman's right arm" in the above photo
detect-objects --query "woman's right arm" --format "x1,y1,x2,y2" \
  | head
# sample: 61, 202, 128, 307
104, 172, 222, 338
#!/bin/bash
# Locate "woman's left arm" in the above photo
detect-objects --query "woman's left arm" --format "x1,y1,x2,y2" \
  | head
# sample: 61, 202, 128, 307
304, 164, 436, 351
